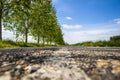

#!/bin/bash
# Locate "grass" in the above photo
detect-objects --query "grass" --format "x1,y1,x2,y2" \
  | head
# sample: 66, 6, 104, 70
1, 39, 120, 48
73, 40, 120, 47
73, 35, 120, 47
0, 40, 52, 48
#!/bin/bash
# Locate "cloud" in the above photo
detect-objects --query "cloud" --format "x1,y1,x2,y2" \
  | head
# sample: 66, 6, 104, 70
52, 0, 58, 3
66, 17, 72, 20
63, 28, 120, 44
3, 30, 15, 40
62, 24, 82, 30
28, 36, 36, 42
114, 18, 120, 24
82, 29, 116, 35
62, 21, 120, 44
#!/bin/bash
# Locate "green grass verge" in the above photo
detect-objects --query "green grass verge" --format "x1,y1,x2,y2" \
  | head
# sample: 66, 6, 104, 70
73, 40, 120, 47
0, 40, 52, 48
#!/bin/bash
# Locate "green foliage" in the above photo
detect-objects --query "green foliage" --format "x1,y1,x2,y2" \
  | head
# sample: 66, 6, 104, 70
30, 0, 64, 45
1, 0, 65, 45
74, 41, 94, 46
110, 35, 120, 41
73, 35, 120, 47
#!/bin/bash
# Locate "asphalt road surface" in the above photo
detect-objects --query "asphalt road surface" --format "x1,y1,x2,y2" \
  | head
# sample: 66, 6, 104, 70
0, 47, 120, 80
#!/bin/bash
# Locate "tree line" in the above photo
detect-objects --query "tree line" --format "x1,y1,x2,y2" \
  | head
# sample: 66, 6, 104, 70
73, 35, 120, 47
0, 0, 65, 45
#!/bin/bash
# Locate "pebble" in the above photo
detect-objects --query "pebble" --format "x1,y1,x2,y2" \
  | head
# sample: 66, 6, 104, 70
96, 59, 110, 68
16, 60, 25, 65
2, 62, 11, 66
25, 65, 38, 73
0, 72, 11, 80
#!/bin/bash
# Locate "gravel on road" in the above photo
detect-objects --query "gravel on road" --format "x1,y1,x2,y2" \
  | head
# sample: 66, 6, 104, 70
0, 47, 120, 80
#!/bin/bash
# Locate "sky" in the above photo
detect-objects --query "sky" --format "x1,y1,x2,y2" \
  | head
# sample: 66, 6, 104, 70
52, 0, 120, 44
3, 0, 120, 44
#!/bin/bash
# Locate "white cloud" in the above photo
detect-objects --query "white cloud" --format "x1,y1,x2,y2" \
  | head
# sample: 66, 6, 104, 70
28, 36, 36, 42
52, 0, 58, 3
66, 17, 72, 20
82, 29, 116, 35
3, 30, 15, 40
62, 24, 82, 30
114, 18, 120, 24
63, 28, 119, 44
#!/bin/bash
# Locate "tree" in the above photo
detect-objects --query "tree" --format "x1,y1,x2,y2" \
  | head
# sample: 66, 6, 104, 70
3, 0, 32, 43
110, 35, 120, 41
0, 1, 2, 40
30, 0, 46, 44
2, 0, 65, 45
31, 0, 65, 45
0, 0, 13, 40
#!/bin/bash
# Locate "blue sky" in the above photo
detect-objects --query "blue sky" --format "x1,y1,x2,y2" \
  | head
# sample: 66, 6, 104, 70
52, 0, 120, 44
3, 0, 120, 44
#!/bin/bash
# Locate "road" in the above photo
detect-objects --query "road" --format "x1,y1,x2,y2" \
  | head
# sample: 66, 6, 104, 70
0, 47, 120, 80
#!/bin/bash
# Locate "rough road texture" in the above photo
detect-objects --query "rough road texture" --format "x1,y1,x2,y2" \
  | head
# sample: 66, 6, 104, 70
0, 47, 120, 80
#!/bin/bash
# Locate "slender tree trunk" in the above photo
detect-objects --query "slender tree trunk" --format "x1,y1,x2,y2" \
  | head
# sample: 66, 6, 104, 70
50, 41, 52, 45
25, 20, 30, 43
43, 36, 45, 46
25, 28, 28, 43
0, 7, 2, 40
37, 35, 40, 44
47, 41, 49, 45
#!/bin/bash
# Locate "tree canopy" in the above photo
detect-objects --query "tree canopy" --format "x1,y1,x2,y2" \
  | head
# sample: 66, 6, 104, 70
0, 0, 65, 45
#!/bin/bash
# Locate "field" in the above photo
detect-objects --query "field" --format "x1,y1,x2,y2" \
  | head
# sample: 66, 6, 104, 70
0, 47, 120, 80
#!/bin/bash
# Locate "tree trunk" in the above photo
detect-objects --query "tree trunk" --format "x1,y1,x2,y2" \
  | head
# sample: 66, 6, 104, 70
50, 41, 52, 45
25, 28, 28, 43
0, 8, 2, 40
37, 35, 40, 44
25, 20, 30, 44
43, 36, 45, 46
46, 40, 49, 45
